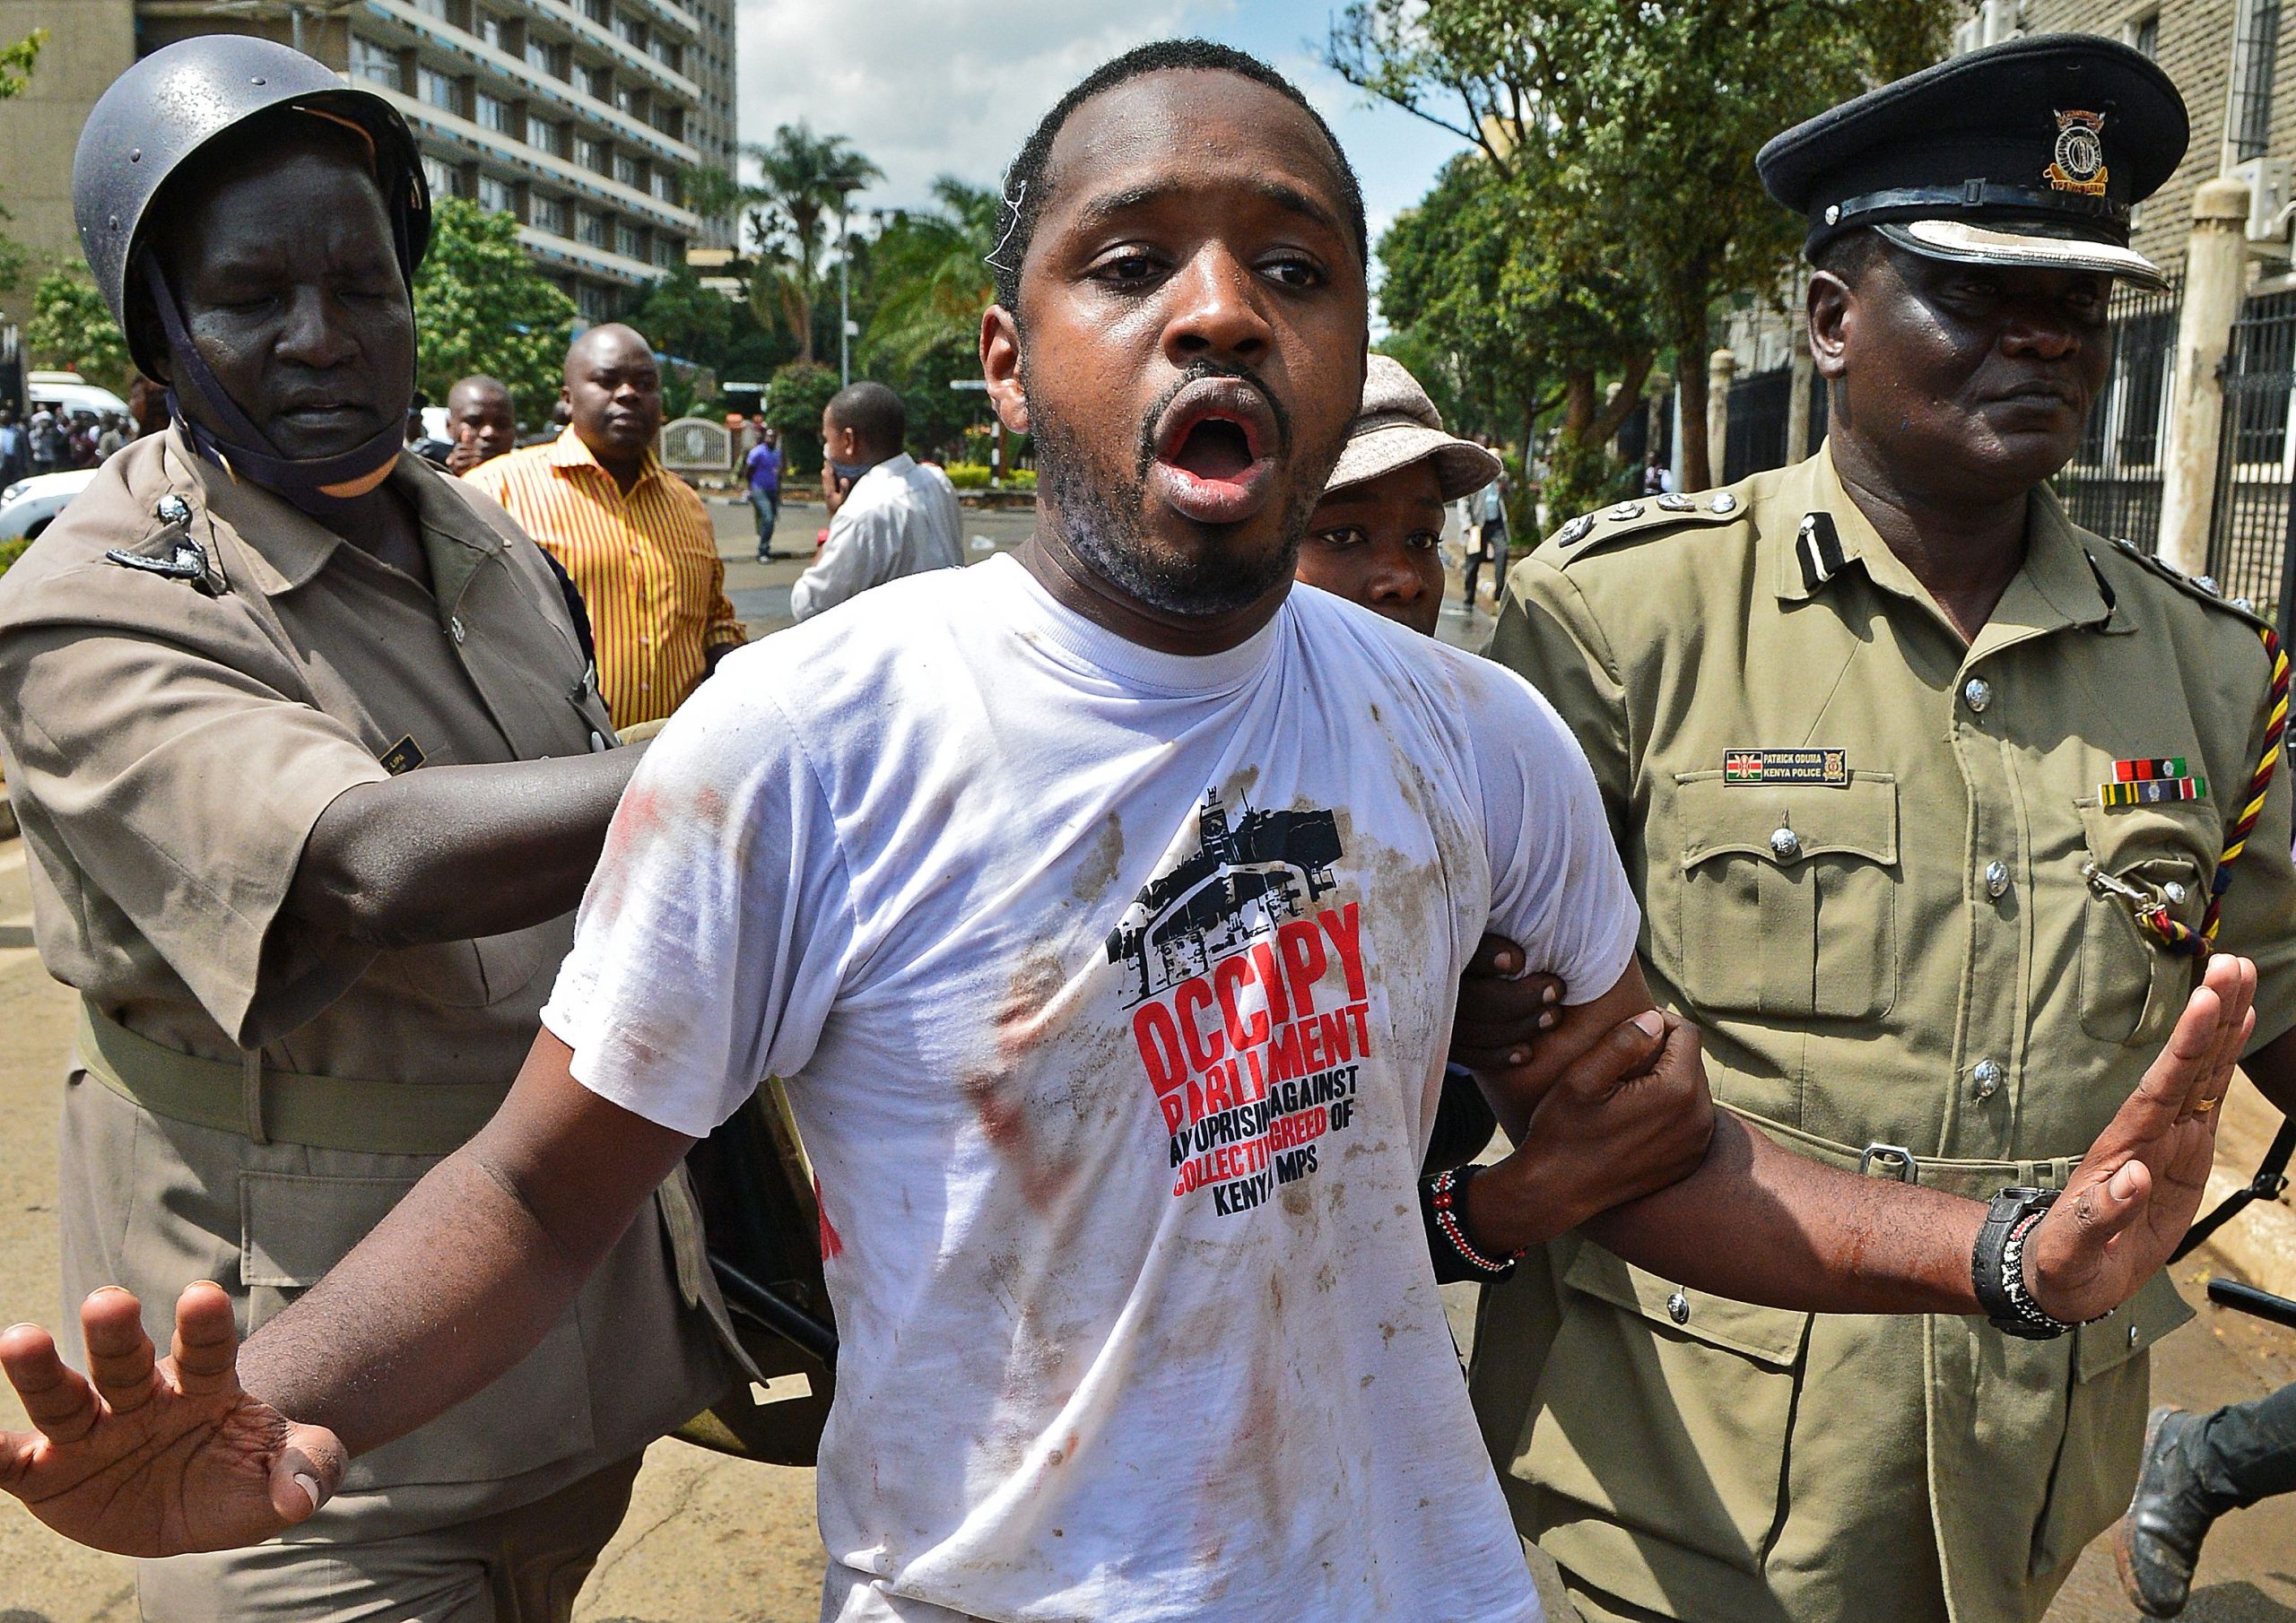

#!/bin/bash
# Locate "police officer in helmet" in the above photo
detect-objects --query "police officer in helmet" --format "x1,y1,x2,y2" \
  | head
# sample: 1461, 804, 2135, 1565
0, 35, 731, 1619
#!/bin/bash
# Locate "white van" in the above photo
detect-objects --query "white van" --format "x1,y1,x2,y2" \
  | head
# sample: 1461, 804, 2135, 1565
26, 369, 130, 421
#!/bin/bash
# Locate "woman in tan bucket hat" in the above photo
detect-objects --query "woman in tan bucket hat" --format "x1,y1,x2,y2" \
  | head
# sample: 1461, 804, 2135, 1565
1295, 353, 1501, 638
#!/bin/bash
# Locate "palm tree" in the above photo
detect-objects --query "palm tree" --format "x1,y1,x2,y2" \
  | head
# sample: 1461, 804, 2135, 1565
861, 178, 1001, 369
735, 124, 882, 364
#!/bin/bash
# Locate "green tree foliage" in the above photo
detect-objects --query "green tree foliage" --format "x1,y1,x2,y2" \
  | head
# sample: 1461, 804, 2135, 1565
411, 198, 576, 430
26, 270, 130, 392
1377, 151, 1654, 516
0, 29, 47, 299
713, 126, 883, 365
766, 360, 839, 476
856, 178, 1003, 461
1333, 0, 1952, 498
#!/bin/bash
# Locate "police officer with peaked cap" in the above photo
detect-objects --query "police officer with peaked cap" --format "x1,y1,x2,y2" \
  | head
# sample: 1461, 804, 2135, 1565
1466, 34, 2296, 1623
0, 35, 737, 1619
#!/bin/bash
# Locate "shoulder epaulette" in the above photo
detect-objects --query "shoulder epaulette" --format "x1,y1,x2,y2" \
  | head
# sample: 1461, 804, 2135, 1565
1544, 490, 1748, 565
102, 491, 225, 595
2100, 535, 2271, 631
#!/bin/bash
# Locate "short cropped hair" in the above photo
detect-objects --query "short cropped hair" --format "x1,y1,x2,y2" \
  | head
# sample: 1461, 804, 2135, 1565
826, 380, 905, 458
987, 39, 1367, 317
1810, 226, 1884, 285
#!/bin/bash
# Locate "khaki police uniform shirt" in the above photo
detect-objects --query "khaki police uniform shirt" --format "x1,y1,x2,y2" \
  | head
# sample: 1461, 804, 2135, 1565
1470, 445, 2296, 1623
0, 430, 727, 1540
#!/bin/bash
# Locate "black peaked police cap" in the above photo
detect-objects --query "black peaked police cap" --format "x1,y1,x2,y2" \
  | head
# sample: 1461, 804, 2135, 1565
1757, 33, 2187, 290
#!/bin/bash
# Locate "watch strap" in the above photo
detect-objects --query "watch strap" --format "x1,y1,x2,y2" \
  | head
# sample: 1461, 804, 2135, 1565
1972, 1186, 2074, 1340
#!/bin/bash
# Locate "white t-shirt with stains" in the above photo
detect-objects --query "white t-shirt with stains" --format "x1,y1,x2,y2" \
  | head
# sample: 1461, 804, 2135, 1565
542, 554, 1639, 1623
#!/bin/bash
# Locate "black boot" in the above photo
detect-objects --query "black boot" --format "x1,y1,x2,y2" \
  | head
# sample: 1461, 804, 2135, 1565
2117, 1407, 2226, 1617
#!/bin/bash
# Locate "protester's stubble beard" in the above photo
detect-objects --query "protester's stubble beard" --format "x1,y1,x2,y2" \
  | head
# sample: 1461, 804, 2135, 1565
1023, 355, 1333, 619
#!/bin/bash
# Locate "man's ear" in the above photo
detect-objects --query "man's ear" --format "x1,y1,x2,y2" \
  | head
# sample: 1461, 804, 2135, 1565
1808, 270, 1853, 384
981, 305, 1030, 434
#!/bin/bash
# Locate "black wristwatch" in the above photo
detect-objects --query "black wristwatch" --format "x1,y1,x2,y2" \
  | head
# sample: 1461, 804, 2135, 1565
1971, 1186, 2075, 1340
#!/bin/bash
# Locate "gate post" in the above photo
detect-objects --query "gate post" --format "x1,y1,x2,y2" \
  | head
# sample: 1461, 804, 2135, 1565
1708, 349, 1737, 484
2158, 178, 2250, 576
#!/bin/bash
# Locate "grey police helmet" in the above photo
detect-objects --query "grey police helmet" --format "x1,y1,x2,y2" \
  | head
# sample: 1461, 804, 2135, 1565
72, 33, 431, 378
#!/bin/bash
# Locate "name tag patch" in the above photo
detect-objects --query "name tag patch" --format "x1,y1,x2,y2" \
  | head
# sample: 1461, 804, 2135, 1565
379, 734, 426, 776
1723, 748, 1849, 786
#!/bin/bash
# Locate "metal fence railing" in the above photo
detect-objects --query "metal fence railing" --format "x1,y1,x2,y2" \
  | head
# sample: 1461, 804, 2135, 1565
1723, 365, 1793, 483
2208, 289, 2296, 620
2057, 275, 2181, 552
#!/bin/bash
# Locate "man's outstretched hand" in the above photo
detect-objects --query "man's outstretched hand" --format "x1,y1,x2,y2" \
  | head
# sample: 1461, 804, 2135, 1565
0, 1281, 344, 1556
2028, 952, 2258, 1326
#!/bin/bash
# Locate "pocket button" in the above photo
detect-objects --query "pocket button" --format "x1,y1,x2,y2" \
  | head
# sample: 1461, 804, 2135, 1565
1985, 860, 2011, 899
1972, 1058, 2003, 1100
1770, 826, 1802, 862
1666, 1290, 1692, 1325
1962, 676, 1993, 713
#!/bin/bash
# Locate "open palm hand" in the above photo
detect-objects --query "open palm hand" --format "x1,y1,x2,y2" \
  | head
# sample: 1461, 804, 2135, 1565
2027, 953, 2257, 1325
0, 1281, 343, 1557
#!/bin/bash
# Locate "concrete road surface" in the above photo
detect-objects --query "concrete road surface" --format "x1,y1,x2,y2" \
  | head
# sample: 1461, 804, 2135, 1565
0, 498, 2291, 1620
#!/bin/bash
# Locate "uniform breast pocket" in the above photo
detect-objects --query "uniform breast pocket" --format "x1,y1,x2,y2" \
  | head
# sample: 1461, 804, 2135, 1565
2076, 798, 2218, 1046
1674, 773, 1899, 1020
1524, 1242, 1813, 1575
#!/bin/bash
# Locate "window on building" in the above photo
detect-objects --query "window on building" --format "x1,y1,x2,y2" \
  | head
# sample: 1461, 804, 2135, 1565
472, 9, 504, 48
2126, 12, 2160, 57
410, 0, 448, 19
418, 66, 461, 115
531, 193, 569, 236
578, 209, 610, 247
474, 91, 511, 133
654, 105, 683, 141
617, 220, 645, 259
613, 11, 646, 49
349, 36, 402, 91
421, 154, 458, 200
2232, 0, 2284, 162
614, 83, 643, 117
581, 0, 609, 24
614, 150, 640, 187
574, 135, 604, 171
653, 234, 681, 268
477, 173, 515, 214
526, 37, 564, 77
573, 61, 604, 100
650, 38, 682, 74
649, 169, 677, 203
578, 282, 613, 321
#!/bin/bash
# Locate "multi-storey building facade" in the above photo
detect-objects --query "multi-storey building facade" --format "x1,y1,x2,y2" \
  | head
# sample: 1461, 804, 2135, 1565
1961, 0, 2296, 273
5, 1, 719, 326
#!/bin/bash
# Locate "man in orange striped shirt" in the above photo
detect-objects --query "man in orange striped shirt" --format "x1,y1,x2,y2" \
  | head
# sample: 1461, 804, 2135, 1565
466, 324, 744, 731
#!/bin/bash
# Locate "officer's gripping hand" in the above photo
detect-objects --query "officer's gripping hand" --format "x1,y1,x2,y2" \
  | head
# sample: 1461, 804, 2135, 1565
0, 1281, 344, 1556
1450, 933, 1565, 1073
1466, 1009, 1718, 1254
2026, 952, 2257, 1326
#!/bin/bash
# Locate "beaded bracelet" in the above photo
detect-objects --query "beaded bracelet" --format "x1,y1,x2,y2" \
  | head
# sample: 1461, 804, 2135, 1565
1423, 1164, 1525, 1282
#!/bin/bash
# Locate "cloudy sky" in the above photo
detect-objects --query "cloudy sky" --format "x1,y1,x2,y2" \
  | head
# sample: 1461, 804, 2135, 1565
731, 0, 1472, 252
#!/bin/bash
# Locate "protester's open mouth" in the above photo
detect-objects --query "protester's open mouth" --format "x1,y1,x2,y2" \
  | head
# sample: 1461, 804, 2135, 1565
1147, 378, 1279, 525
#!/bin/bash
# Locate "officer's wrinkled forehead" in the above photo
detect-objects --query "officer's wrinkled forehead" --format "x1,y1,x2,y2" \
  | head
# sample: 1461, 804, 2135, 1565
145, 108, 387, 276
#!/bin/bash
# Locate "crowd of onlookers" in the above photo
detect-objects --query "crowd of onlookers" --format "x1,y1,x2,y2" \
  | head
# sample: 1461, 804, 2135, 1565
0, 375, 170, 488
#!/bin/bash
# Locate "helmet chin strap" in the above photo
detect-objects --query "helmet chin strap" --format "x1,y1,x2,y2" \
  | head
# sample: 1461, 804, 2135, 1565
138, 250, 405, 518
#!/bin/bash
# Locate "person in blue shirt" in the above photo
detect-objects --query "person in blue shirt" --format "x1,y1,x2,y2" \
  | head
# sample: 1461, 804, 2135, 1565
744, 424, 785, 560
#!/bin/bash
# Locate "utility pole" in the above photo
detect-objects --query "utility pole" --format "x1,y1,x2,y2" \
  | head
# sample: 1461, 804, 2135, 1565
838, 195, 851, 387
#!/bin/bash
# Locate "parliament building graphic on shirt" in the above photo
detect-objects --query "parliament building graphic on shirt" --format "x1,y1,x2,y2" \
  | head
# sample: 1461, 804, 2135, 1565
1103, 787, 1343, 1002
1112, 788, 1370, 1217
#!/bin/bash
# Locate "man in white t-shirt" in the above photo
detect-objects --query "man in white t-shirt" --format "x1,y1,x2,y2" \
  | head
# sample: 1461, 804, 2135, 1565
0, 39, 2258, 1623
792, 380, 964, 622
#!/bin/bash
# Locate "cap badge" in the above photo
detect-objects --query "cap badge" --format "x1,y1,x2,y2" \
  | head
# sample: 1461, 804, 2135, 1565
2045, 109, 2109, 196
